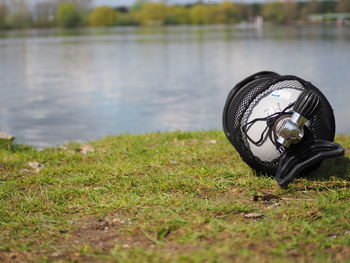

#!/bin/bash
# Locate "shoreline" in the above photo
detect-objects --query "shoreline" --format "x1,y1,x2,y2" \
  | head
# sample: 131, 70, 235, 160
0, 21, 349, 34
1, 130, 350, 150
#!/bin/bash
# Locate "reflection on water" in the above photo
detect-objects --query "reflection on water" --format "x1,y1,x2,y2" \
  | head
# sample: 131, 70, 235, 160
0, 24, 349, 147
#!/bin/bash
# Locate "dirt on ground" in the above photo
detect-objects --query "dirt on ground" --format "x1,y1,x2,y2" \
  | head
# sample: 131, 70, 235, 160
0, 249, 32, 263
46, 211, 153, 261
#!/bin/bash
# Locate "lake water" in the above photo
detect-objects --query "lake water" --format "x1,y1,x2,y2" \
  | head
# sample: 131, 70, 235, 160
0, 24, 349, 147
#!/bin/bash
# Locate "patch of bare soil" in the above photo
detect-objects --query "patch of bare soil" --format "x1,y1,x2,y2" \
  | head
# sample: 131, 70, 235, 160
0, 249, 32, 263
68, 213, 127, 249
334, 247, 350, 263
48, 211, 153, 261
47, 210, 207, 261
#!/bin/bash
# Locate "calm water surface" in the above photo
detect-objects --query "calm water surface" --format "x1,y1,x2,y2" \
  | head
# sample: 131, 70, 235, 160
0, 24, 349, 147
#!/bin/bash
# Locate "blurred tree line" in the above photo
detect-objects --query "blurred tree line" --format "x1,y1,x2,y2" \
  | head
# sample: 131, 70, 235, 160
0, 0, 349, 29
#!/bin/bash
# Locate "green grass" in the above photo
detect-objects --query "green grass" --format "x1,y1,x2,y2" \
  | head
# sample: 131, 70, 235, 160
0, 131, 349, 262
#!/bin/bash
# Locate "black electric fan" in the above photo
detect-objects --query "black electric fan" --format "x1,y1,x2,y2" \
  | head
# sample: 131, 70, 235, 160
222, 71, 344, 186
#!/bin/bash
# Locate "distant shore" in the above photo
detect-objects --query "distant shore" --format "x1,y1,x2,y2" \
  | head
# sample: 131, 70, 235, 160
1, 1, 349, 30
0, 20, 349, 32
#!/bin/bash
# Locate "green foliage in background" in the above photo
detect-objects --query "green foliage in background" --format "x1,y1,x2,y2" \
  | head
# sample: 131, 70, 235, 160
190, 4, 214, 24
56, 3, 81, 28
136, 2, 167, 25
88, 6, 118, 27
337, 0, 350, 12
5, 0, 32, 29
166, 6, 190, 24
115, 13, 139, 26
0, 0, 349, 30
215, 2, 239, 24
32, 1, 56, 28
0, 3, 7, 29
133, 2, 239, 26
263, 2, 285, 23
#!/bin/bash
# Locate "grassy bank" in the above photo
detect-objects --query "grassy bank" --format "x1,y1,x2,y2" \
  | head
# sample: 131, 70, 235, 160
0, 131, 349, 262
